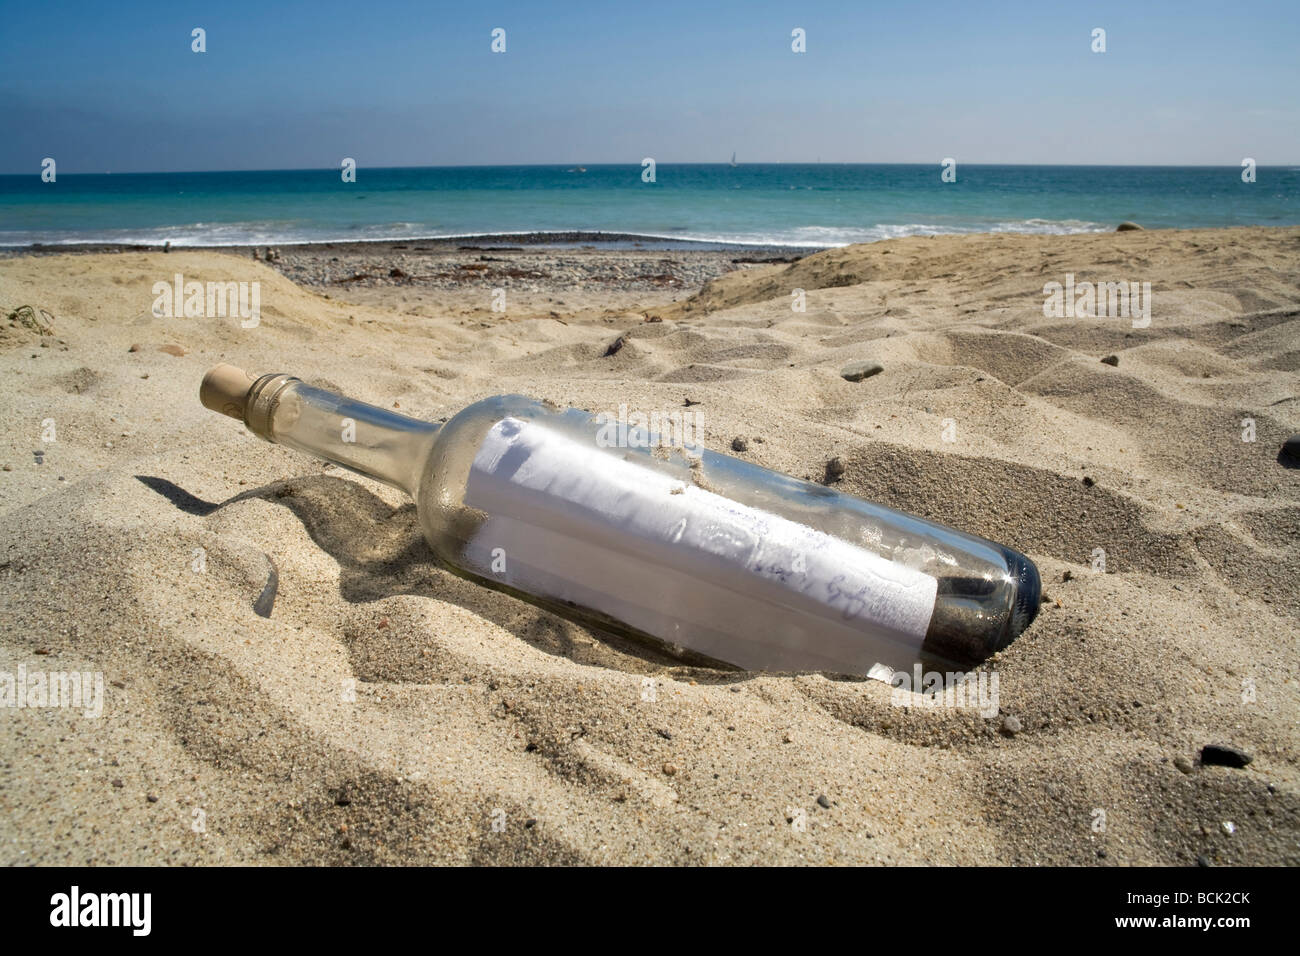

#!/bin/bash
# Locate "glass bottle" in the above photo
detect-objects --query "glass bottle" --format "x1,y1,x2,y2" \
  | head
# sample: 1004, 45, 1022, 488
201, 364, 1040, 676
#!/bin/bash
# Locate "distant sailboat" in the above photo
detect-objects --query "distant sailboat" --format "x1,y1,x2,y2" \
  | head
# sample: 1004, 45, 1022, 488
729, 152, 738, 167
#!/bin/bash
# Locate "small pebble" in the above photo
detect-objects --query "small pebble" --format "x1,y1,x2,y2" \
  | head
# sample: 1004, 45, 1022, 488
816, 794, 831, 809
1001, 715, 1022, 736
1100, 355, 1119, 367
662, 762, 677, 776
731, 437, 748, 452
825, 457, 846, 480
1082, 475, 1095, 487
1062, 570, 1073, 582
1280, 434, 1300, 464
841, 360, 884, 382
146, 793, 159, 803
1173, 755, 1194, 775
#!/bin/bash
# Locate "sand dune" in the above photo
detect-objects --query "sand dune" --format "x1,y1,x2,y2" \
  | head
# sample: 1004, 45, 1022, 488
1, 227, 1297, 864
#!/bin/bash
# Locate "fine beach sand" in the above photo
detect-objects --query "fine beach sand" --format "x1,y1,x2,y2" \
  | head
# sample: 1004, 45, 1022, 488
1, 226, 1297, 865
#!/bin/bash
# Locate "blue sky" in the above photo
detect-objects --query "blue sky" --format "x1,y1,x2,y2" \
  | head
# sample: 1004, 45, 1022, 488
2, 0, 1298, 172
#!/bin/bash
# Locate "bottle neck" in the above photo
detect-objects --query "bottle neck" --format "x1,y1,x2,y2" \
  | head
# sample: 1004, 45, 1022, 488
245, 374, 439, 496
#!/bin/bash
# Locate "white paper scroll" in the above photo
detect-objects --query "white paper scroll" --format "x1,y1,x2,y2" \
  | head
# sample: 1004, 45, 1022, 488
464, 417, 937, 673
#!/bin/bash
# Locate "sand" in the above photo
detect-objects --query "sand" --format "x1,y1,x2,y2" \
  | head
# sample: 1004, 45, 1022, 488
1, 227, 1297, 865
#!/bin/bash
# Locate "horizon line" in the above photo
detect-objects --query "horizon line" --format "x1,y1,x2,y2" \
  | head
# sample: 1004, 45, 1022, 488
2, 160, 1294, 177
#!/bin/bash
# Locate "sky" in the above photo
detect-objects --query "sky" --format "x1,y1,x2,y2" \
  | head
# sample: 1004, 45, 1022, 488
2, 0, 1298, 173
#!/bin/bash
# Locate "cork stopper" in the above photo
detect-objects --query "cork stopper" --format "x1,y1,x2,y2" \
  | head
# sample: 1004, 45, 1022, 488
200, 364, 257, 421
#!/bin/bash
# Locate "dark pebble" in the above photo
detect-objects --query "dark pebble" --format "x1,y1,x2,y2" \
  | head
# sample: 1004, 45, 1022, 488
1082, 476, 1096, 487
841, 361, 884, 382
825, 457, 846, 481
816, 794, 831, 809
1200, 744, 1253, 768
252, 555, 278, 618
1196, 854, 1211, 867
1100, 355, 1119, 367
1281, 435, 1300, 464
1001, 715, 1022, 736
731, 437, 749, 452
146, 793, 159, 803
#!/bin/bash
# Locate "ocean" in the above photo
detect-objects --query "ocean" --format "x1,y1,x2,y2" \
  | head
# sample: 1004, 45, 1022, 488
2, 164, 1297, 249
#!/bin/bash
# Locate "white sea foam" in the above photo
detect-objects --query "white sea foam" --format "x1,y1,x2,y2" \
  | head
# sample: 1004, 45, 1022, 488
0, 219, 1113, 250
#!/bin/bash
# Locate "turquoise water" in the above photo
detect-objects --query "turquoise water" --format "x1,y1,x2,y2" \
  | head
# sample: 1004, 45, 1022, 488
2, 164, 1297, 248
